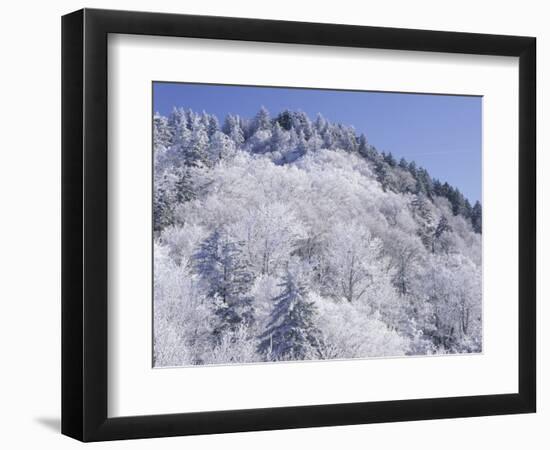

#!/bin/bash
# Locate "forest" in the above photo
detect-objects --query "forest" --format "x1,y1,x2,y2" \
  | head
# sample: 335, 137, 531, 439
153, 106, 482, 367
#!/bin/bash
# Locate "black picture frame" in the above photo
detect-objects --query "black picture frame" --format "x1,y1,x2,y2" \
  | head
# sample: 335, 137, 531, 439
61, 8, 536, 442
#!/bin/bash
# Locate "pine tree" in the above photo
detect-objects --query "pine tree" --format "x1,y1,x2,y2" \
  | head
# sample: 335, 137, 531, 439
184, 126, 209, 167
411, 194, 436, 251
398, 157, 409, 170
270, 122, 289, 152
408, 160, 418, 178
208, 131, 236, 161
471, 201, 482, 233
168, 107, 192, 149
435, 216, 451, 240
275, 110, 293, 131
258, 270, 321, 361
358, 134, 369, 157
440, 181, 452, 198
252, 106, 271, 132
314, 113, 328, 135
434, 216, 452, 253
384, 151, 397, 167
153, 113, 172, 150
463, 198, 473, 219
153, 170, 177, 232
222, 114, 245, 146
415, 167, 434, 198
174, 167, 195, 204
205, 114, 220, 137
433, 179, 443, 197
298, 112, 314, 140
296, 130, 309, 156
374, 158, 390, 191
322, 126, 335, 149
448, 187, 466, 216
340, 127, 358, 152
194, 231, 255, 340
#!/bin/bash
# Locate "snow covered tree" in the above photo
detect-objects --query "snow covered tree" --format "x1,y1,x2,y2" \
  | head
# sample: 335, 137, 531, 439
408, 160, 418, 178
222, 114, 245, 146
185, 126, 209, 167
314, 113, 328, 135
194, 231, 255, 340
168, 107, 191, 148
423, 254, 481, 352
153, 244, 212, 366
385, 230, 424, 295
471, 201, 482, 233
384, 151, 397, 167
252, 106, 271, 132
411, 194, 437, 251
258, 267, 321, 361
414, 167, 434, 198
207, 131, 236, 162
153, 169, 179, 232
204, 113, 220, 137
325, 222, 384, 304
433, 215, 452, 253
270, 122, 289, 153
358, 133, 369, 157
153, 112, 172, 150
374, 158, 390, 191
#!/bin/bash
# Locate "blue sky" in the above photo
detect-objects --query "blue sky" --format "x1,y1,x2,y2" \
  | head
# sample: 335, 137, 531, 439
153, 82, 481, 203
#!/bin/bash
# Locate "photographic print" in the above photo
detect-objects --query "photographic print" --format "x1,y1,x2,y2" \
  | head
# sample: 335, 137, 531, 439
152, 82, 482, 368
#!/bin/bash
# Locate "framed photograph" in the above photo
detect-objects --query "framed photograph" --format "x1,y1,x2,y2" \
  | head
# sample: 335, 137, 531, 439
61, 8, 536, 442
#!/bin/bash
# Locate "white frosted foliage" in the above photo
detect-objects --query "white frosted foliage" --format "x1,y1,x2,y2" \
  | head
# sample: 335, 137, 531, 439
153, 107, 482, 367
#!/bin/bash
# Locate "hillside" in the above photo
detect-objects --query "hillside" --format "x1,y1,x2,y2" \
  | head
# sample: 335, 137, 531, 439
153, 107, 482, 367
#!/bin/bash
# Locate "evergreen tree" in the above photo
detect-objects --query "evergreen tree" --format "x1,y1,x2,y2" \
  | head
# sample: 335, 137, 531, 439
411, 194, 436, 251
194, 231, 255, 339
398, 157, 409, 170
358, 133, 369, 157
471, 201, 482, 233
322, 126, 335, 149
153, 113, 172, 150
434, 216, 452, 253
415, 167, 434, 198
276, 110, 293, 131
365, 144, 379, 161
448, 187, 466, 216
384, 151, 397, 167
252, 106, 271, 132
314, 113, 328, 135
184, 108, 199, 129
296, 130, 309, 156
440, 181, 452, 199
432, 179, 443, 197
270, 122, 289, 152
374, 158, 390, 191
168, 107, 191, 149
299, 113, 314, 140
222, 114, 245, 146
463, 198, 473, 220
153, 170, 177, 232
340, 127, 358, 152
258, 270, 321, 361
208, 131, 236, 161
205, 114, 220, 137
408, 160, 418, 178
185, 126, 209, 167
174, 167, 195, 204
